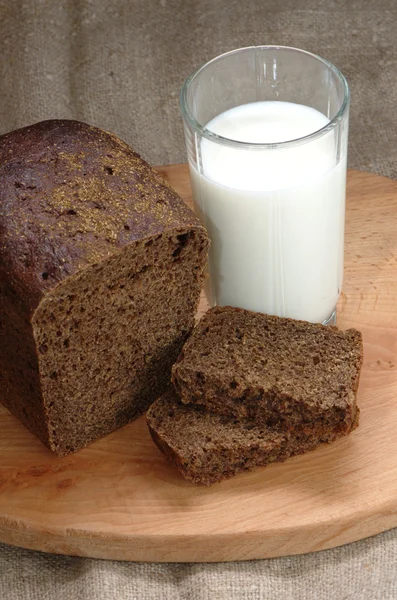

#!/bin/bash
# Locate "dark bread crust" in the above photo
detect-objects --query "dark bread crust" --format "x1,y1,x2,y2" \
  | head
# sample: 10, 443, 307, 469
1, 285, 49, 446
147, 391, 359, 486
172, 306, 363, 434
0, 120, 209, 454
0, 119, 205, 316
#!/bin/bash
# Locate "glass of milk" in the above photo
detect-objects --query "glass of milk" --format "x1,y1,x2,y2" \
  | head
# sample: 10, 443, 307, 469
180, 46, 349, 325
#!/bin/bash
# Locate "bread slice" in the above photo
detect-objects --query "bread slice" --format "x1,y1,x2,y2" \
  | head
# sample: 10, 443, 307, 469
147, 390, 359, 485
172, 306, 363, 435
0, 120, 209, 455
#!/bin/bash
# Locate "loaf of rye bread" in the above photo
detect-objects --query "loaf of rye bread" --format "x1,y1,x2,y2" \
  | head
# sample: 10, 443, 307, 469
0, 119, 209, 455
172, 306, 363, 435
147, 390, 359, 485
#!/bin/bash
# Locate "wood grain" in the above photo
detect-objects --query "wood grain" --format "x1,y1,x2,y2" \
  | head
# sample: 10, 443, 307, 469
0, 165, 396, 562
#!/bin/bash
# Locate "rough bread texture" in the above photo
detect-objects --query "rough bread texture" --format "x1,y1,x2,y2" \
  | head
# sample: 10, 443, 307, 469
0, 119, 209, 456
172, 306, 363, 435
147, 390, 359, 486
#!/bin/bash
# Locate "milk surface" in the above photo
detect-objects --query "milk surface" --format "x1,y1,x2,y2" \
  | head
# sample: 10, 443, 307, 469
190, 101, 346, 323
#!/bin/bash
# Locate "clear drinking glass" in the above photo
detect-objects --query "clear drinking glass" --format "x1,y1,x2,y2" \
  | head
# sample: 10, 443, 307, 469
180, 46, 349, 325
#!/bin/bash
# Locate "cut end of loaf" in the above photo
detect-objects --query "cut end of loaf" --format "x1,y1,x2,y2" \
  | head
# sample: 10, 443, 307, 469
31, 228, 208, 455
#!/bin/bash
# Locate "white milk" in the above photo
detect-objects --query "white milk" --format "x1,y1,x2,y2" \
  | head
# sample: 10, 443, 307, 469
190, 101, 346, 323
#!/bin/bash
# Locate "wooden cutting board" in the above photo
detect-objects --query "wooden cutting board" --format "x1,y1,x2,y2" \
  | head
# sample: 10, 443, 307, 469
0, 165, 396, 562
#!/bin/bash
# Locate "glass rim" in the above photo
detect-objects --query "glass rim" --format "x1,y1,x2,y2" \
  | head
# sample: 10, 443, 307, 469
180, 45, 350, 150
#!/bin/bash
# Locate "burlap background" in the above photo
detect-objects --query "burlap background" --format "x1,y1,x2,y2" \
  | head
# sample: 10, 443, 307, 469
1, 1, 397, 598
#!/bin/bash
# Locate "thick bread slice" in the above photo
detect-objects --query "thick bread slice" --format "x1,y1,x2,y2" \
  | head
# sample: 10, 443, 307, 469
172, 306, 363, 434
147, 390, 359, 486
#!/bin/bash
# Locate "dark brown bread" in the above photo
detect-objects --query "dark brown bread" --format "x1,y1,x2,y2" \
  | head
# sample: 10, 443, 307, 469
172, 306, 363, 435
0, 119, 209, 455
147, 390, 359, 485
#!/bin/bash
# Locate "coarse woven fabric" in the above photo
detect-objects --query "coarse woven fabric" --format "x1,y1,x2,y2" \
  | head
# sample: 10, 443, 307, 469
0, 0, 396, 599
